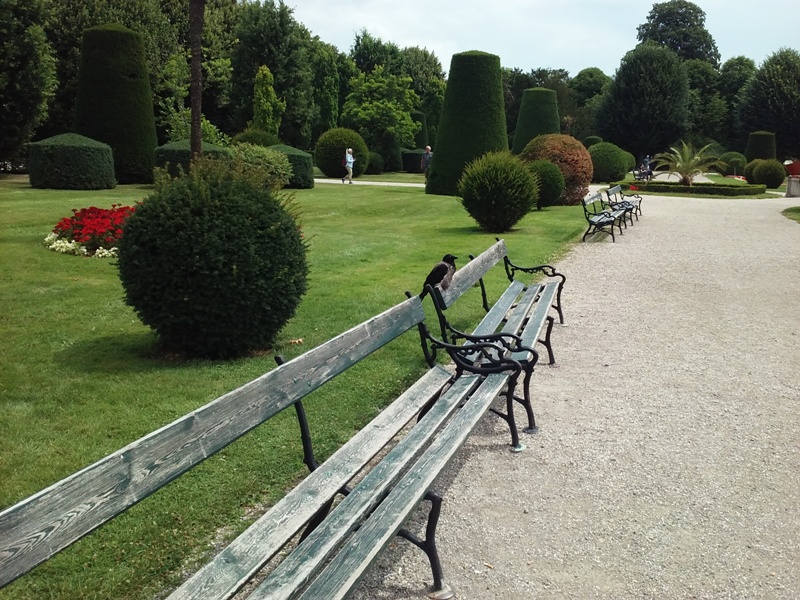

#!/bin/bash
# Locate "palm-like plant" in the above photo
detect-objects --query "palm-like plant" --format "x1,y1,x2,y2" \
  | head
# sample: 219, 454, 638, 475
651, 141, 726, 185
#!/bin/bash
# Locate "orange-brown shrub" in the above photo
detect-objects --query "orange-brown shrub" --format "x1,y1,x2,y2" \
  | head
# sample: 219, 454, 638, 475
519, 134, 593, 204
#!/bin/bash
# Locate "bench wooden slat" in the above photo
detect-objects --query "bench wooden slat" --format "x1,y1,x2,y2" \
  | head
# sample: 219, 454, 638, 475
437, 239, 507, 309
167, 365, 456, 600
501, 283, 543, 336
510, 282, 559, 362
469, 279, 525, 336
247, 374, 483, 600
0, 297, 426, 589
288, 373, 511, 600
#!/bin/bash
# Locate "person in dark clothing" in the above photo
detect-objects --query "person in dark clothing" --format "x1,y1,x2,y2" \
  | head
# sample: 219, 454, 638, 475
419, 254, 457, 299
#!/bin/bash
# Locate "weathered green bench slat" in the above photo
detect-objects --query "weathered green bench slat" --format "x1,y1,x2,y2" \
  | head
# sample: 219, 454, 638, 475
0, 297, 426, 589
511, 282, 559, 362
247, 374, 483, 600
166, 365, 456, 600
290, 373, 511, 600
501, 282, 544, 336
437, 239, 507, 309
469, 279, 525, 337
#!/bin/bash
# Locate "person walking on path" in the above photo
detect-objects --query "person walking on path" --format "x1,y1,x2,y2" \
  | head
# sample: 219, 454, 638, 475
342, 148, 355, 184
420, 146, 433, 180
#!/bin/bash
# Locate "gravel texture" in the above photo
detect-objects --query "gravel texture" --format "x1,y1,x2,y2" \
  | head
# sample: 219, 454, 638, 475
350, 194, 800, 599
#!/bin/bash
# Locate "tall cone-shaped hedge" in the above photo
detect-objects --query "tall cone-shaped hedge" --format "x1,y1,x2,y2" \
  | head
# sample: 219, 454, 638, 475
426, 51, 507, 196
73, 24, 157, 184
511, 88, 560, 154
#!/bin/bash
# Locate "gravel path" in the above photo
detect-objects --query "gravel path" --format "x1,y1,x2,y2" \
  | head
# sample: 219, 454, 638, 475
351, 194, 800, 599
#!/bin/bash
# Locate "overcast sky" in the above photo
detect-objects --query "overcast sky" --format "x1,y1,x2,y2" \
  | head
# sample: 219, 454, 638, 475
288, 0, 799, 76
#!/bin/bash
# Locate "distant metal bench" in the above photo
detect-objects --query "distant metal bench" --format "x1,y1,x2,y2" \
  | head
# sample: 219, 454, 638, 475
606, 183, 642, 220
633, 168, 651, 182
0, 295, 525, 600
581, 191, 626, 242
412, 239, 566, 452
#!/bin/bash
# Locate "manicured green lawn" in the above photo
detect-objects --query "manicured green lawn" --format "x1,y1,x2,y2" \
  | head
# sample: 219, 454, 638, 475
782, 205, 800, 224
0, 174, 585, 599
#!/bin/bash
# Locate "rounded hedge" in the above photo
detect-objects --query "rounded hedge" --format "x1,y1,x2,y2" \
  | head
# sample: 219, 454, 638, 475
269, 144, 314, 189
753, 159, 787, 189
229, 143, 292, 191
457, 151, 539, 232
426, 51, 508, 196
584, 135, 603, 148
365, 151, 384, 174
29, 133, 116, 190
314, 128, 369, 178
621, 150, 636, 171
402, 148, 425, 173
233, 128, 281, 147
154, 140, 231, 178
589, 141, 628, 183
526, 160, 565, 209
519, 133, 593, 204
744, 159, 765, 184
73, 24, 157, 184
511, 88, 560, 154
716, 151, 747, 176
744, 130, 776, 162
117, 163, 308, 359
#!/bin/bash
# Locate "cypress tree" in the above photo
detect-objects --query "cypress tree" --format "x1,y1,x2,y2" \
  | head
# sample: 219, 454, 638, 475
511, 88, 560, 154
426, 51, 507, 196
73, 24, 157, 184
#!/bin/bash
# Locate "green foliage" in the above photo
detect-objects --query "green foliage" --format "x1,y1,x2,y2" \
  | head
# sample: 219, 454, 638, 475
753, 159, 787, 189
589, 142, 628, 183
117, 161, 308, 359
458, 151, 539, 233
569, 68, 611, 107
350, 28, 403, 74
636, 0, 720, 67
365, 151, 385, 175
718, 56, 756, 148
519, 133, 593, 204
738, 48, 800, 160
411, 111, 428, 149
652, 140, 726, 185
511, 88, 560, 154
28, 133, 115, 190
73, 24, 157, 184
743, 159, 765, 184
400, 46, 446, 144
596, 43, 689, 160
622, 150, 637, 171
340, 65, 420, 172
526, 160, 565, 209
684, 59, 727, 146
0, 0, 57, 161
716, 151, 747, 176
624, 179, 766, 196
252, 65, 285, 136
584, 135, 603, 148
270, 144, 314, 189
166, 108, 231, 147
233, 128, 281, 147
228, 143, 292, 191
314, 127, 369, 178
402, 148, 425, 173
307, 38, 339, 145
153, 139, 231, 178
744, 131, 777, 162
427, 51, 508, 196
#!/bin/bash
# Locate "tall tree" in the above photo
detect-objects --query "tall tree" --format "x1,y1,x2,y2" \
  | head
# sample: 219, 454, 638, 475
350, 29, 402, 75
637, 0, 720, 67
718, 55, 755, 149
737, 48, 800, 159
596, 43, 689, 160
189, 0, 205, 158
399, 46, 446, 145
0, 0, 56, 162
683, 58, 725, 146
569, 67, 611, 108
307, 37, 339, 144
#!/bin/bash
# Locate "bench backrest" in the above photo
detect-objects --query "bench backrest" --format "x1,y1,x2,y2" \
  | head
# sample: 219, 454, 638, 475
433, 238, 508, 309
582, 191, 606, 216
606, 184, 622, 200
0, 296, 426, 589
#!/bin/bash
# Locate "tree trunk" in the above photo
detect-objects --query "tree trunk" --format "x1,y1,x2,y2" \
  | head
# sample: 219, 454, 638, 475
189, 0, 205, 160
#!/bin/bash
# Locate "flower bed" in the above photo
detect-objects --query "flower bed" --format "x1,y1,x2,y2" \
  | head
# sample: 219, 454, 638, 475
44, 204, 137, 257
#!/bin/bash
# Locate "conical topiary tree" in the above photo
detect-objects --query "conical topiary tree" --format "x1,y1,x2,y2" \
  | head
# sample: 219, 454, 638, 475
511, 88, 560, 154
426, 51, 507, 196
744, 130, 776, 162
73, 24, 157, 184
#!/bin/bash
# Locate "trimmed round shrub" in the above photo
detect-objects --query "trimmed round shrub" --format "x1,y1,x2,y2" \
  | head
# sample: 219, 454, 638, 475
379, 143, 403, 172
411, 110, 428, 149
314, 127, 369, 178
753, 159, 787, 189
117, 163, 308, 359
457, 151, 539, 233
29, 133, 116, 189
233, 128, 280, 147
402, 148, 425, 173
228, 143, 292, 191
588, 142, 628, 183
154, 140, 231, 178
584, 135, 603, 148
526, 160, 565, 209
717, 151, 747, 176
365, 151, 384, 174
73, 24, 157, 184
426, 51, 508, 196
744, 159, 765, 184
511, 88, 560, 154
270, 144, 314, 189
520, 134, 593, 204
744, 131, 776, 162
621, 150, 636, 171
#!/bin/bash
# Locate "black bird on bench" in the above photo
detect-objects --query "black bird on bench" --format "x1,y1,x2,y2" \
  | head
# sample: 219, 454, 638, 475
419, 254, 457, 299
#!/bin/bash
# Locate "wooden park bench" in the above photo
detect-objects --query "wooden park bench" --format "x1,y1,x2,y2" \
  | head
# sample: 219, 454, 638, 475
606, 183, 642, 220
412, 238, 566, 452
632, 168, 651, 182
0, 293, 535, 600
581, 191, 627, 242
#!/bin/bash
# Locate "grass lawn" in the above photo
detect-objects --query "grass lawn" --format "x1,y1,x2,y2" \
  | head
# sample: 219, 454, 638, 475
0, 174, 586, 599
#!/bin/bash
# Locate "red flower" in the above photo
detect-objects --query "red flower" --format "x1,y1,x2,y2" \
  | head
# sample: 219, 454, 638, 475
51, 204, 138, 255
